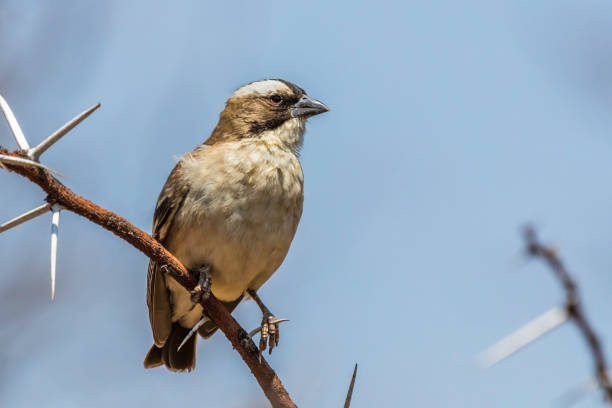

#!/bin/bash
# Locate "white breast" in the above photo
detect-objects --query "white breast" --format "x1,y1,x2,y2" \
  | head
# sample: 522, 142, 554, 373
164, 136, 304, 326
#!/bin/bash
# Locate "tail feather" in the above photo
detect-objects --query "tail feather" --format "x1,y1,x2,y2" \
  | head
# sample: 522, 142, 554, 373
143, 343, 164, 369
144, 323, 197, 372
144, 296, 244, 372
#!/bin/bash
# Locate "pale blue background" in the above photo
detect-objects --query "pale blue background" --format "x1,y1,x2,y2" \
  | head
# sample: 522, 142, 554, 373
2, 1, 612, 407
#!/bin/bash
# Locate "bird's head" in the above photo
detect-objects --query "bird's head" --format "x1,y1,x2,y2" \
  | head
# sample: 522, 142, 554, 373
207, 79, 328, 152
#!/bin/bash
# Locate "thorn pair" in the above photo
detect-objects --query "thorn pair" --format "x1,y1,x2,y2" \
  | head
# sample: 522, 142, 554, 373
0, 94, 100, 301
0, 201, 61, 300
0, 93, 100, 175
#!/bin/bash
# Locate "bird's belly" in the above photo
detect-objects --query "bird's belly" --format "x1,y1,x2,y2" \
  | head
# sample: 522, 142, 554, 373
164, 209, 298, 327
164, 141, 304, 325
180, 214, 297, 300
165, 198, 302, 328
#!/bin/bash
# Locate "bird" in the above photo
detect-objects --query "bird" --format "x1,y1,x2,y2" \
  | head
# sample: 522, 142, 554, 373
143, 79, 328, 372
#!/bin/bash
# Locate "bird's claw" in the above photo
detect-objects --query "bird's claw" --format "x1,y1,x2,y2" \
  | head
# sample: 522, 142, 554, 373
247, 314, 289, 361
189, 265, 211, 305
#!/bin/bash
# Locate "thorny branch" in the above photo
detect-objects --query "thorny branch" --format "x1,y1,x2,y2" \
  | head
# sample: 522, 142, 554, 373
0, 145, 297, 407
524, 226, 612, 403
0, 93, 302, 407
1, 95, 361, 407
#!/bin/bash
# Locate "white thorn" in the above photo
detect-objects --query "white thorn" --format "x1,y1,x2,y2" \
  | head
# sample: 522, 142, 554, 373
50, 205, 61, 301
0, 94, 30, 149
248, 327, 261, 338
0, 203, 51, 233
476, 306, 569, 369
28, 103, 100, 160
178, 316, 209, 351
0, 154, 64, 177
248, 318, 290, 338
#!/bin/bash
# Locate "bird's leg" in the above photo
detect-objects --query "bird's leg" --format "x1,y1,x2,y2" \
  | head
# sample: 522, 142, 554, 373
189, 264, 212, 304
247, 289, 288, 358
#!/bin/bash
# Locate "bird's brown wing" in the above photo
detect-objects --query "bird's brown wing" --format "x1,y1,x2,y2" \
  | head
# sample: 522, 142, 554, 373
147, 163, 189, 347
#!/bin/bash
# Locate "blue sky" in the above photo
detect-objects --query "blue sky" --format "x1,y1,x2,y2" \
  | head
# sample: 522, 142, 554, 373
2, 1, 612, 407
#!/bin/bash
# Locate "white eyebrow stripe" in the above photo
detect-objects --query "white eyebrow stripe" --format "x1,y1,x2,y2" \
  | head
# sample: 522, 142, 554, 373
232, 80, 291, 97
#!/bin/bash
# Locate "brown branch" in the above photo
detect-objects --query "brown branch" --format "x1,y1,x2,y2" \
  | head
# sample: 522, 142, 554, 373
0, 146, 297, 408
524, 226, 612, 403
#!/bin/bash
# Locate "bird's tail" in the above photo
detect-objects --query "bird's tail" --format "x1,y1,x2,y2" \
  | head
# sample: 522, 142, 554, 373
144, 323, 197, 372
143, 296, 243, 372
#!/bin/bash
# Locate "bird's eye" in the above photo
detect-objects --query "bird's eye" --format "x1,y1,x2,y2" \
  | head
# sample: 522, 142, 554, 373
270, 95, 282, 104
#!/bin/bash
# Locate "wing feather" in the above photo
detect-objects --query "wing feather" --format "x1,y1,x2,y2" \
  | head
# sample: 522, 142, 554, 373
146, 163, 189, 346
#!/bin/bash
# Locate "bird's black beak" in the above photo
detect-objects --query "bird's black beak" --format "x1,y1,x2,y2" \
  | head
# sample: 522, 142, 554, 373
291, 96, 329, 118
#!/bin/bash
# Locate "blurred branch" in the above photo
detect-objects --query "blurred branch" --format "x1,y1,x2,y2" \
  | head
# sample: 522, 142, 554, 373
524, 226, 612, 403
0, 98, 297, 407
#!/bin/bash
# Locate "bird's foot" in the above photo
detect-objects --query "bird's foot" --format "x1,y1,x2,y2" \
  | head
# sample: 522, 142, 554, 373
248, 313, 290, 361
189, 264, 211, 304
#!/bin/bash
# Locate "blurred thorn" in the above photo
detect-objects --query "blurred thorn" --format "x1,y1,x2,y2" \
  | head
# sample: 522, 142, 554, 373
556, 376, 599, 408
28, 103, 101, 160
0, 203, 51, 233
50, 205, 61, 300
0, 94, 30, 150
477, 306, 569, 369
0, 154, 64, 177
178, 316, 209, 351
344, 363, 358, 408
247, 318, 290, 338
